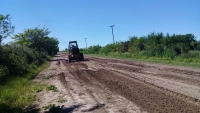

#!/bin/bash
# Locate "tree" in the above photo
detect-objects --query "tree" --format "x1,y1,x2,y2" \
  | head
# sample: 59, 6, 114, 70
128, 36, 138, 53
41, 37, 59, 56
13, 27, 59, 56
174, 34, 196, 54
0, 14, 15, 44
146, 32, 164, 49
86, 45, 102, 54
12, 33, 31, 46
196, 41, 200, 50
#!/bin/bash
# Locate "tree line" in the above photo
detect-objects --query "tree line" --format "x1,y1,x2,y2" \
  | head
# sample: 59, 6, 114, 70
81, 32, 200, 59
0, 14, 59, 81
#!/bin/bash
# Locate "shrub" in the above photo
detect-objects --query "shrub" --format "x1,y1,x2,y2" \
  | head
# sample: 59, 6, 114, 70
0, 44, 28, 75
139, 50, 155, 57
123, 52, 132, 57
181, 51, 200, 58
0, 43, 48, 80
85, 45, 101, 54
163, 48, 176, 59
46, 85, 58, 92
0, 65, 8, 79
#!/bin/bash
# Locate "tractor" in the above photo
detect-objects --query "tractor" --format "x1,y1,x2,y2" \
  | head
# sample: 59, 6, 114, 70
67, 41, 84, 63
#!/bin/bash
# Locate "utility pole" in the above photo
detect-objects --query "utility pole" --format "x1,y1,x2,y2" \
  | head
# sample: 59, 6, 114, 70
84, 38, 87, 49
109, 25, 115, 43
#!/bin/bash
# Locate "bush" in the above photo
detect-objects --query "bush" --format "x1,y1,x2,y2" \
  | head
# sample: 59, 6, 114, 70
180, 51, 200, 58
99, 47, 109, 55
84, 45, 101, 54
139, 50, 155, 57
0, 65, 8, 79
0, 44, 48, 80
163, 48, 176, 59
122, 52, 132, 57
0, 44, 28, 75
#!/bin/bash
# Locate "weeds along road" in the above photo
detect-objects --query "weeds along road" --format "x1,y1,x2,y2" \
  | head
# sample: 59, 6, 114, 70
37, 52, 200, 113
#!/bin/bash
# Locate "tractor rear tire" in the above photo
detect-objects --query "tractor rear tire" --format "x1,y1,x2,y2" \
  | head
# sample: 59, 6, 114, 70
68, 56, 71, 63
79, 53, 84, 61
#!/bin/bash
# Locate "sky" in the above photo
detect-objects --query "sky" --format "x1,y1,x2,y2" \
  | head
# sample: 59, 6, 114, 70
1, 0, 200, 50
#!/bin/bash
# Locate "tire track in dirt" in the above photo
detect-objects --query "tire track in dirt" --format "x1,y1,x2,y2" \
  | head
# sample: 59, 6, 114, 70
57, 54, 200, 112
88, 57, 200, 100
59, 72, 77, 104
162, 68, 200, 77
56, 57, 109, 113
111, 68, 200, 104
56, 54, 80, 106
89, 57, 200, 86
61, 59, 146, 113
85, 69, 200, 113
89, 56, 200, 76
107, 63, 200, 86
62, 60, 108, 113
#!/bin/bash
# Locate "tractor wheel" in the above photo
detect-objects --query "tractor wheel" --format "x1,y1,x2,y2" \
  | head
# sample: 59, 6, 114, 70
68, 56, 71, 63
79, 53, 84, 61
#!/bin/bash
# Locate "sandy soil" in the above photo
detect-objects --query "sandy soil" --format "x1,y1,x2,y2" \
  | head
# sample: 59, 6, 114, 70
31, 52, 200, 113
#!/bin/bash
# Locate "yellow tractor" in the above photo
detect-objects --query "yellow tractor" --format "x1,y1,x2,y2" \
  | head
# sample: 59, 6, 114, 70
67, 41, 84, 63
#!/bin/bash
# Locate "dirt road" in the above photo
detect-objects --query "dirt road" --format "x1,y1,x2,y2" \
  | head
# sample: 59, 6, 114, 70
34, 52, 200, 113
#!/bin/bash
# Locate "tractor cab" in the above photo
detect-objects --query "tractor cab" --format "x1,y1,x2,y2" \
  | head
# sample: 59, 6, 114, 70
67, 41, 84, 63
69, 41, 78, 49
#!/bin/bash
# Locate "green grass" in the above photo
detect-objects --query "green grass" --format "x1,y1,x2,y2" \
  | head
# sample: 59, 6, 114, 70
57, 97, 67, 103
43, 76, 50, 79
49, 68, 56, 71
46, 85, 58, 92
34, 84, 45, 92
192, 97, 198, 102
85, 53, 200, 68
0, 61, 50, 113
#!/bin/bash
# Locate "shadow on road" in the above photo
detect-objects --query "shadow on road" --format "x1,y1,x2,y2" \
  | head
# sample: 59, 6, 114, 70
81, 104, 105, 112
57, 104, 82, 113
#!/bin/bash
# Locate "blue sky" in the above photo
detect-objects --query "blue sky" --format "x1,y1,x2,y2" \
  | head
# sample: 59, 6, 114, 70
1, 0, 200, 50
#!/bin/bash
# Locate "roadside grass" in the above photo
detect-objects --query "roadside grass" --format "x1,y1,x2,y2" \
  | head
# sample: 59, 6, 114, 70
192, 97, 198, 102
34, 84, 45, 93
49, 68, 56, 71
85, 53, 200, 68
46, 85, 58, 92
43, 75, 50, 79
0, 61, 50, 113
57, 97, 67, 103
